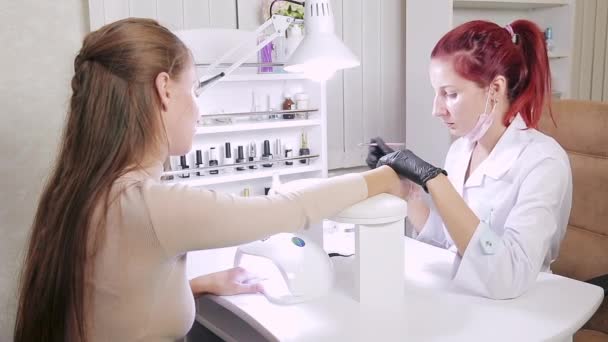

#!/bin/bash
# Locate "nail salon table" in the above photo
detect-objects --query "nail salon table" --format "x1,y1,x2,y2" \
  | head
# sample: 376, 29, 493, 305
186, 235, 603, 342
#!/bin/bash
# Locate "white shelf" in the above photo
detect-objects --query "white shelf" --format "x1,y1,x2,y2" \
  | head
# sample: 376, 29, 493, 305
196, 119, 321, 134
163, 164, 322, 187
453, 0, 568, 10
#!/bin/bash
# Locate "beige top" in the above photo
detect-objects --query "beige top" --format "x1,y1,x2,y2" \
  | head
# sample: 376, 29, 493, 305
87, 163, 368, 341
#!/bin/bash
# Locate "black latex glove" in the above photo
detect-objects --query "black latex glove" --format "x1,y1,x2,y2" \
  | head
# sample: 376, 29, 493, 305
365, 137, 394, 169
377, 150, 447, 193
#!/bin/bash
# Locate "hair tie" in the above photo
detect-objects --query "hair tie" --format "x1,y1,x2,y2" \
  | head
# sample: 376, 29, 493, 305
504, 24, 519, 44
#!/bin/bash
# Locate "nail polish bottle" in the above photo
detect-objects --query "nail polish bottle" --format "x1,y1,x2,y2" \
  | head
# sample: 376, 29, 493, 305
195, 150, 204, 176
223, 142, 234, 173
248, 142, 258, 169
299, 132, 310, 164
261, 140, 273, 167
284, 144, 293, 166
208, 147, 219, 175
179, 155, 190, 178
274, 138, 283, 166
236, 145, 246, 171
242, 187, 251, 197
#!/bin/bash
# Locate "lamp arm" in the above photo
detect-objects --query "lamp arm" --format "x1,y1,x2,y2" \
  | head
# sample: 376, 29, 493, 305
198, 15, 294, 93
269, 0, 305, 20
203, 18, 275, 77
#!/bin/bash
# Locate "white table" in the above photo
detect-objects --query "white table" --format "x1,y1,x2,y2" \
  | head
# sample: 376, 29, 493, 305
187, 236, 603, 342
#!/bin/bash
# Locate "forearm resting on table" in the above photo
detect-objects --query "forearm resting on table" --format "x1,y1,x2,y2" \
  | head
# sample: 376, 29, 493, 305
426, 174, 479, 256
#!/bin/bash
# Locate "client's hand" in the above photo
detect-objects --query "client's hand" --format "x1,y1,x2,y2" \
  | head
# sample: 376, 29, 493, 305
190, 267, 264, 298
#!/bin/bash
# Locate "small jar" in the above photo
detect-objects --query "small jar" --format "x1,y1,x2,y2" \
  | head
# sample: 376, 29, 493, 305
295, 93, 309, 110
282, 92, 296, 119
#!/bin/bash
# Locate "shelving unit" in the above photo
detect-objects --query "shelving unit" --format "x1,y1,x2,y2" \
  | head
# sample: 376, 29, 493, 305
452, 0, 575, 98
164, 163, 322, 187
196, 119, 321, 135
163, 29, 328, 197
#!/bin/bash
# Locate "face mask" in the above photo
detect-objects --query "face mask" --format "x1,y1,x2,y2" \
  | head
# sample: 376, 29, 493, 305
465, 90, 497, 143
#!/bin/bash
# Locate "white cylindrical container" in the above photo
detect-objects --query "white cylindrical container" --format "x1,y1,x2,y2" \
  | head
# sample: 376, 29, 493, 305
331, 194, 407, 308
295, 93, 309, 110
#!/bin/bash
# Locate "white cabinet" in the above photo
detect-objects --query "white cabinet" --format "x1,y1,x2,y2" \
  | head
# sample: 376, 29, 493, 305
163, 28, 328, 196
452, 0, 575, 98
165, 72, 327, 195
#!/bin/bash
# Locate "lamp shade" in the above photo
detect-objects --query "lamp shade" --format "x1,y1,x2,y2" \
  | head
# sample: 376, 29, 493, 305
284, 0, 360, 80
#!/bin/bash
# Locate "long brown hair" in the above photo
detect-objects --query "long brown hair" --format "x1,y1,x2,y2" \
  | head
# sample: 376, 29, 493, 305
14, 18, 189, 342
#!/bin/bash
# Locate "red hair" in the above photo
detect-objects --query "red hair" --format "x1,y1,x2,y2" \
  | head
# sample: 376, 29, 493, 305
431, 20, 552, 128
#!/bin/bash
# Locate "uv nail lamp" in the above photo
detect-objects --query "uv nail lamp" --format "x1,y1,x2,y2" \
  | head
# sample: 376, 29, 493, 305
234, 233, 333, 305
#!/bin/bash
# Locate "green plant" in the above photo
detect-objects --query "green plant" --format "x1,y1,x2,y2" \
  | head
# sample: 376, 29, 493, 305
276, 4, 304, 20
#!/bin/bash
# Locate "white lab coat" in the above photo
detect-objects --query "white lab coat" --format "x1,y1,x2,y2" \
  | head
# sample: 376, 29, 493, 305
416, 114, 573, 299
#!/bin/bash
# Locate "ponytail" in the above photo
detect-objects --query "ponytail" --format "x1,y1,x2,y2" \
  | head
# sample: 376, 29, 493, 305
507, 20, 552, 128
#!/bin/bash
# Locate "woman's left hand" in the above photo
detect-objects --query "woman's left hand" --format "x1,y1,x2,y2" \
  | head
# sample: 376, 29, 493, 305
190, 267, 264, 298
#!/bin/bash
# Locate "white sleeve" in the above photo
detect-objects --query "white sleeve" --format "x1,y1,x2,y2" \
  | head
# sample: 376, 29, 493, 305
451, 157, 571, 299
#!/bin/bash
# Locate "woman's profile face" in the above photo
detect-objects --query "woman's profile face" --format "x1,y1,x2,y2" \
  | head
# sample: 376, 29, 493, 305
429, 58, 490, 138
162, 61, 200, 156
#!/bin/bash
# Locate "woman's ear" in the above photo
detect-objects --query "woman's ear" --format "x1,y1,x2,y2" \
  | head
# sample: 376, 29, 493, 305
490, 75, 508, 101
155, 72, 171, 112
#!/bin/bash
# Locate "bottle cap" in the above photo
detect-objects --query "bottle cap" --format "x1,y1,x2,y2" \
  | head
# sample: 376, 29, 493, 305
196, 150, 203, 164
224, 142, 232, 158
237, 145, 245, 160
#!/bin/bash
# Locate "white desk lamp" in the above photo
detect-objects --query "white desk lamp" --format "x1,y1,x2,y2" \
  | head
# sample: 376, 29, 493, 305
205, 1, 361, 305
198, 0, 360, 94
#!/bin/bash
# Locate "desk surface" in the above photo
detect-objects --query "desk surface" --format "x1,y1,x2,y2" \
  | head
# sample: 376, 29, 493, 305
187, 237, 603, 342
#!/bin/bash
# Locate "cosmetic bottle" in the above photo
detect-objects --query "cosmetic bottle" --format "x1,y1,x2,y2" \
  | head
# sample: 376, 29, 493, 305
248, 142, 258, 170
179, 155, 190, 178
299, 132, 310, 164
242, 187, 250, 197
208, 147, 219, 175
236, 145, 246, 171
261, 140, 273, 167
284, 144, 293, 166
282, 91, 296, 119
224, 142, 234, 173
195, 150, 204, 176
274, 138, 283, 166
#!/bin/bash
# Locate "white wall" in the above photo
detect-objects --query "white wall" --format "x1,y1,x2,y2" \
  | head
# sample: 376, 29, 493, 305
0, 1, 88, 339
406, 0, 453, 167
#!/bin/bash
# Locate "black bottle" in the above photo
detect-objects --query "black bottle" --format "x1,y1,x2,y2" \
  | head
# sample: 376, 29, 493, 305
179, 155, 190, 178
195, 150, 204, 176
261, 140, 273, 167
